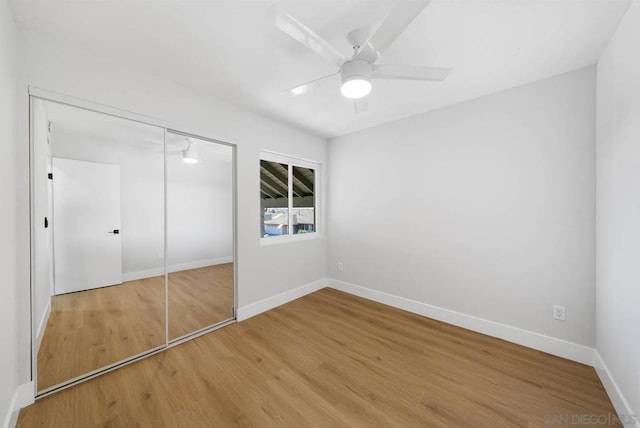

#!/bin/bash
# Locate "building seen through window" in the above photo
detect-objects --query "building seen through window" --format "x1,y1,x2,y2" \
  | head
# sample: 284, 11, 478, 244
260, 158, 316, 238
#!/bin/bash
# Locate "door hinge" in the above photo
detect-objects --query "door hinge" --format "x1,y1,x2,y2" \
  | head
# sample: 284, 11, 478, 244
232, 306, 235, 317
47, 173, 53, 180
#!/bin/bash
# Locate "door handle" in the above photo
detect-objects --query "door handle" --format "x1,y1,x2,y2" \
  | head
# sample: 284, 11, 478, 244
108, 229, 120, 234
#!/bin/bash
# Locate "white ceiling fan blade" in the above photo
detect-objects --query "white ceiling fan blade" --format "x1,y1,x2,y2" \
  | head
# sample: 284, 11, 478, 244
276, 14, 345, 67
373, 64, 451, 81
282, 72, 338, 96
367, 0, 431, 55
353, 98, 368, 113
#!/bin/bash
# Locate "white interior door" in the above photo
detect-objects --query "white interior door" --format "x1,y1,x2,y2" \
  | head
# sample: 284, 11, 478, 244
53, 157, 123, 295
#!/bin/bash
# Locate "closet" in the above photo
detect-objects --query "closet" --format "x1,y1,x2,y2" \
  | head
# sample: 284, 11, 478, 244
30, 94, 236, 395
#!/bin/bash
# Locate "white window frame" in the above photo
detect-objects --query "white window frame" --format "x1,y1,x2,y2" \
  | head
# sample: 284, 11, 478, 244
260, 150, 321, 246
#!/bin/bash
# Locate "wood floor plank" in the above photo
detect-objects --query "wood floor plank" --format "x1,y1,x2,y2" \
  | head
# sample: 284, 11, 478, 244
22, 288, 620, 427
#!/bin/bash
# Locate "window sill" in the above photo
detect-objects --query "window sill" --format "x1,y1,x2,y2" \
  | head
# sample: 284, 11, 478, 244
260, 232, 324, 246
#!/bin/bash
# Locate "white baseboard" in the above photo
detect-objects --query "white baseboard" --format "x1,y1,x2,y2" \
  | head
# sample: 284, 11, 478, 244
122, 257, 233, 282
168, 257, 233, 273
593, 351, 640, 427
13, 383, 33, 414
328, 279, 595, 366
237, 279, 327, 321
123, 267, 163, 282
2, 382, 34, 428
36, 301, 50, 353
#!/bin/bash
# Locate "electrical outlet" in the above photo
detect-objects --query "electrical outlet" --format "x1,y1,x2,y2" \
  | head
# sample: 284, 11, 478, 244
338, 262, 344, 271
553, 305, 566, 321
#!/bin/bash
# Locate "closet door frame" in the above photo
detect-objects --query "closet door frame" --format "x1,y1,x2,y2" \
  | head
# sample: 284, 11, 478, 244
28, 87, 238, 399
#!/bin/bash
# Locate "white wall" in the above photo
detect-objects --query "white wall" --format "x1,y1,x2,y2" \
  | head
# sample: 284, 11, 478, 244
596, 0, 640, 418
0, 0, 19, 425
15, 29, 327, 388
329, 66, 596, 347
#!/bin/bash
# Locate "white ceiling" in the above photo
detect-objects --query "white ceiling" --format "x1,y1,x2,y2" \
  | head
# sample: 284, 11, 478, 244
13, 0, 630, 138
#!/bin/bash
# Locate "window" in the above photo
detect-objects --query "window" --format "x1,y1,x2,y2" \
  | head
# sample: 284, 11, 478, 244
260, 152, 318, 241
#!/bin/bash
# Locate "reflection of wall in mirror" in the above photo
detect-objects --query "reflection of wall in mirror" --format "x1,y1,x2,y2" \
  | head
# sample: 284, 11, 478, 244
50, 129, 233, 282
167, 150, 233, 270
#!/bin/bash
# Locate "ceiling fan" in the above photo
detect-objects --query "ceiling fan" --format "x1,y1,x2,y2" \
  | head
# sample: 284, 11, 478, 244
276, 0, 452, 112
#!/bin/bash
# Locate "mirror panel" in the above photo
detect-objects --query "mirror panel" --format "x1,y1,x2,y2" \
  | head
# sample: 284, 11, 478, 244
33, 99, 166, 392
166, 131, 234, 340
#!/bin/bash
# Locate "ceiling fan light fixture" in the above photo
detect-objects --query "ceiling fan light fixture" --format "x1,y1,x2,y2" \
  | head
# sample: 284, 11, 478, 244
183, 150, 198, 164
341, 77, 372, 99
182, 139, 199, 164
340, 59, 372, 99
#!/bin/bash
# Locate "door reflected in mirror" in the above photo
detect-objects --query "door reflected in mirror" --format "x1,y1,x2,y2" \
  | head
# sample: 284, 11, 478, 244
32, 99, 166, 392
166, 132, 235, 340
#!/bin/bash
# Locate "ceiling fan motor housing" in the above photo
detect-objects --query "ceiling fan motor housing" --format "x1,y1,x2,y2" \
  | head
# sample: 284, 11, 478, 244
341, 59, 372, 84
340, 59, 373, 99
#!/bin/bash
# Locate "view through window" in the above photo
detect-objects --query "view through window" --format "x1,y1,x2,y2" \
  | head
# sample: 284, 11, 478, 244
260, 157, 316, 238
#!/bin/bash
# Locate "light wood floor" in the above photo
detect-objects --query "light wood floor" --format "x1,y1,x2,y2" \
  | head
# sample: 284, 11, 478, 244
168, 263, 234, 339
37, 263, 234, 391
23, 288, 618, 427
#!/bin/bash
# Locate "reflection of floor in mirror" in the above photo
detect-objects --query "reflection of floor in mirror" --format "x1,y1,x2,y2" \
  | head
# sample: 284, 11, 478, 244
169, 263, 235, 340
37, 263, 234, 392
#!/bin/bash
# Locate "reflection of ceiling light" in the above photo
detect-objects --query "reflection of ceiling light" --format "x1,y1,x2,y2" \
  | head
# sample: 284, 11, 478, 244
290, 86, 307, 96
340, 59, 372, 99
182, 139, 198, 164
183, 148, 198, 164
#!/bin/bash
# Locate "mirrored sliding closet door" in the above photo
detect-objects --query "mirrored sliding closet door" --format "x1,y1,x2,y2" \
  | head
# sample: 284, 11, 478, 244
166, 131, 235, 341
31, 95, 237, 396
32, 99, 166, 393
